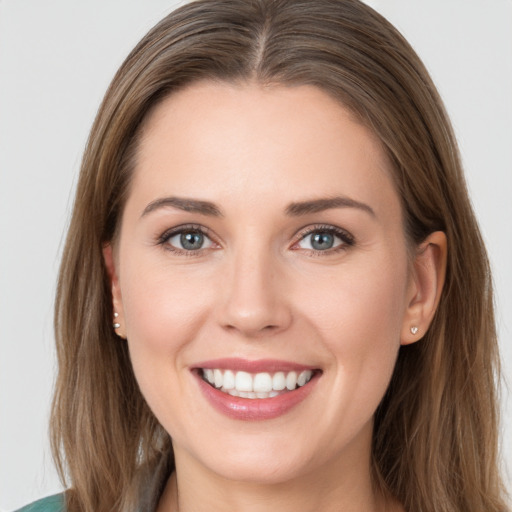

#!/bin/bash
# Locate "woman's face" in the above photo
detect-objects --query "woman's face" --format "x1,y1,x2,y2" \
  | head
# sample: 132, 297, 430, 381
108, 82, 420, 484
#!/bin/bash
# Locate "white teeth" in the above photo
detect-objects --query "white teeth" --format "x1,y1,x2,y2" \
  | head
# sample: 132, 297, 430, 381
225, 389, 282, 399
286, 371, 297, 390
298, 370, 313, 387
223, 370, 235, 390
235, 371, 253, 392
202, 368, 315, 396
204, 369, 215, 385
272, 372, 286, 390
214, 369, 223, 388
253, 372, 272, 392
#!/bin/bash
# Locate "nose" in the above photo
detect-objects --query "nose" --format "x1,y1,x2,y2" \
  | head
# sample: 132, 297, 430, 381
216, 246, 292, 338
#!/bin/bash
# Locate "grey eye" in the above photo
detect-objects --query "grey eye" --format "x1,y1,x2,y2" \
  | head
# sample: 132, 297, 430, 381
181, 232, 204, 250
167, 230, 214, 251
298, 231, 343, 251
310, 232, 335, 250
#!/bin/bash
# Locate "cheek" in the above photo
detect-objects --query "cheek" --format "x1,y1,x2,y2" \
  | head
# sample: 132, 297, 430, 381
299, 254, 408, 418
302, 252, 407, 343
121, 249, 212, 339
118, 252, 215, 396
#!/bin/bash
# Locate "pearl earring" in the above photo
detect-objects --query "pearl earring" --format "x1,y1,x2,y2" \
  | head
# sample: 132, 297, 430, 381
113, 311, 121, 329
410, 326, 419, 335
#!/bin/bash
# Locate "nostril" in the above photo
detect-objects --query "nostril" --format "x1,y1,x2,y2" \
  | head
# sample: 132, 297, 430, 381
222, 322, 282, 337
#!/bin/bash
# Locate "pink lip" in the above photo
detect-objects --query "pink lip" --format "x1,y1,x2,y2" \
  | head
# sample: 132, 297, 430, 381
193, 357, 317, 373
193, 367, 321, 421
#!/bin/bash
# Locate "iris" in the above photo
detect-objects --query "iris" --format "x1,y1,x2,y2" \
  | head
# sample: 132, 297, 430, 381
181, 232, 204, 250
310, 232, 335, 250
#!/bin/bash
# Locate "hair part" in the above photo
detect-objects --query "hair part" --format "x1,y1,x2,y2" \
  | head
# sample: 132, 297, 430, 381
51, 1, 508, 511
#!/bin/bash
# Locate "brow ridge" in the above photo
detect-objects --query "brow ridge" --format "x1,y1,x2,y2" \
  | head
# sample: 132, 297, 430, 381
141, 195, 374, 219
285, 196, 375, 217
141, 197, 223, 217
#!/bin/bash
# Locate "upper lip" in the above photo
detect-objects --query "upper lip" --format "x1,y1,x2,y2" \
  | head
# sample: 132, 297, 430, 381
192, 358, 318, 373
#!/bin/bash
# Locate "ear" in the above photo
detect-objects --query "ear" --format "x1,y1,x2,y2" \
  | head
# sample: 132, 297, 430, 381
401, 231, 447, 345
103, 243, 126, 339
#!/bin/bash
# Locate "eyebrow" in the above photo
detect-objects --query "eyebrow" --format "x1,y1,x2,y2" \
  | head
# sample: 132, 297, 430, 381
141, 195, 375, 219
141, 197, 223, 218
285, 196, 375, 217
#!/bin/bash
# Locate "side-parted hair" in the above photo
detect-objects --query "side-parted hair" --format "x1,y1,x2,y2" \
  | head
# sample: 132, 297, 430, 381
51, 1, 508, 511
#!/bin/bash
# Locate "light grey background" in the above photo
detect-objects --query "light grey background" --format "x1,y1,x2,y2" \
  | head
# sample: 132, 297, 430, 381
1, 1, 511, 510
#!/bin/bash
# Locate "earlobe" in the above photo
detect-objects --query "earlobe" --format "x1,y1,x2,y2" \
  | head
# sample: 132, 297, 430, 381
103, 243, 126, 339
401, 231, 447, 345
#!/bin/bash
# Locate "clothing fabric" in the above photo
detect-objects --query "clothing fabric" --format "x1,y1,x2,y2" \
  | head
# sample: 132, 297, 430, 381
15, 453, 172, 512
15, 494, 65, 512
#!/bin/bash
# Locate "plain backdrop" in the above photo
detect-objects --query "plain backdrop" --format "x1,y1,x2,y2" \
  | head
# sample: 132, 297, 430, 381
1, 0, 511, 510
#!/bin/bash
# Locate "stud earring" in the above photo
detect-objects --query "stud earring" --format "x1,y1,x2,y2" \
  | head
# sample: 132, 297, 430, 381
410, 326, 419, 335
113, 311, 121, 330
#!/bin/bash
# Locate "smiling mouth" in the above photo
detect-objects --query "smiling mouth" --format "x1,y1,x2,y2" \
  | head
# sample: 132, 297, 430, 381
199, 368, 318, 399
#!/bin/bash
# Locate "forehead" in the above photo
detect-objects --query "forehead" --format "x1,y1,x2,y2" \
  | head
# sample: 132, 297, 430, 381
130, 81, 400, 222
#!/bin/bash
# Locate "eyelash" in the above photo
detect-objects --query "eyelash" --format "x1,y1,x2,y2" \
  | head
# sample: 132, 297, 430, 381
157, 224, 215, 257
292, 224, 355, 256
157, 223, 355, 257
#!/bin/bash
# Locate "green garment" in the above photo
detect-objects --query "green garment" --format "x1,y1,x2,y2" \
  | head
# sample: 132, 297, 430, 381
15, 454, 171, 511
15, 494, 65, 512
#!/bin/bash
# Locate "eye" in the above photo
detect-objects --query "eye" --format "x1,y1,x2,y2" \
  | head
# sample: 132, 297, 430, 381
159, 225, 216, 254
293, 225, 354, 253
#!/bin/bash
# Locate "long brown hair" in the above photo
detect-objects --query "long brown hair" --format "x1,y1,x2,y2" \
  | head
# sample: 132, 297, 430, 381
51, 1, 508, 510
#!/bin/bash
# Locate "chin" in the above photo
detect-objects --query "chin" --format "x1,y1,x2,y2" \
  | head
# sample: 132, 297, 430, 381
208, 455, 312, 485
179, 432, 320, 485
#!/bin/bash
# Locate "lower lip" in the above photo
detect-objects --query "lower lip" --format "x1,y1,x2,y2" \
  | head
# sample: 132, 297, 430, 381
194, 371, 320, 421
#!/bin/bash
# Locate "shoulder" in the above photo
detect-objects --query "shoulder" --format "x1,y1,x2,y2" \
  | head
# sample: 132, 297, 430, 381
15, 493, 66, 512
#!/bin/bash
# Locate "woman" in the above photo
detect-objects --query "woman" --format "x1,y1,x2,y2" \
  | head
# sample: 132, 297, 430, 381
16, 0, 508, 511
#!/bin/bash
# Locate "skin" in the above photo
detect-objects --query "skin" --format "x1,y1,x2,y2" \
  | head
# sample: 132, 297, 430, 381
104, 82, 446, 512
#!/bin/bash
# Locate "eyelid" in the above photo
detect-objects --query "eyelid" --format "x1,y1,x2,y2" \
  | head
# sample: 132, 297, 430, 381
157, 223, 219, 255
291, 224, 355, 253
156, 223, 354, 256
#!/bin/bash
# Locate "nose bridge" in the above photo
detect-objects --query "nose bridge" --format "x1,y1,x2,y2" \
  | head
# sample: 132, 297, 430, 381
218, 236, 291, 337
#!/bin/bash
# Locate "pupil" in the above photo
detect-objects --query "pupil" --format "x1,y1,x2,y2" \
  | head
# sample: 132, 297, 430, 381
181, 232, 203, 250
311, 232, 334, 250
